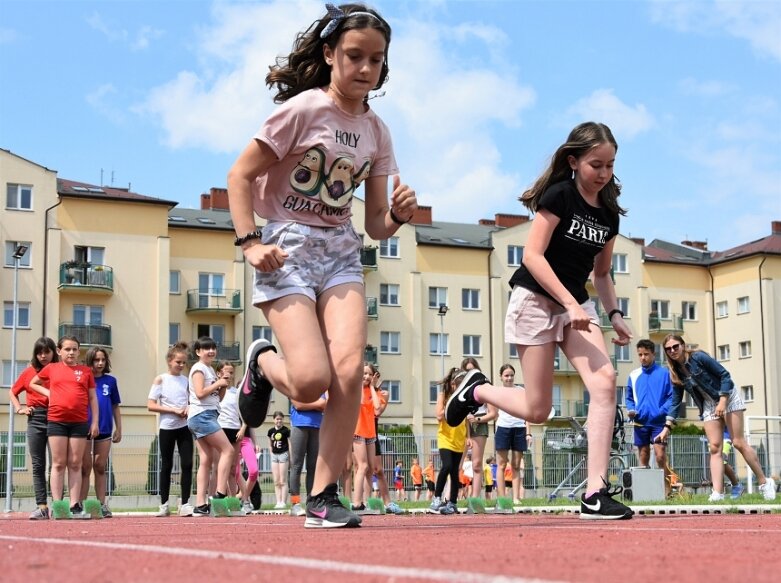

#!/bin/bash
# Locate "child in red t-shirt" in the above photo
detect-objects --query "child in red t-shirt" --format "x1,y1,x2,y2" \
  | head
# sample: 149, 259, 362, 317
30, 336, 98, 516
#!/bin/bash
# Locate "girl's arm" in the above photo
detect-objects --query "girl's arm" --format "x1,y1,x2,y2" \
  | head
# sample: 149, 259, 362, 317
112, 404, 122, 443
363, 175, 417, 241
478, 403, 499, 424
28, 375, 50, 398
696, 352, 735, 396
522, 211, 590, 329
227, 139, 288, 272
369, 385, 383, 416
435, 391, 445, 422
191, 370, 226, 400
88, 387, 99, 438
592, 236, 632, 345
9, 390, 26, 415
291, 396, 327, 411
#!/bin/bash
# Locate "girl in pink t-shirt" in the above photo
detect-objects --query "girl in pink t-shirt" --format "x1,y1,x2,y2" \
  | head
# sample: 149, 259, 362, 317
227, 3, 417, 529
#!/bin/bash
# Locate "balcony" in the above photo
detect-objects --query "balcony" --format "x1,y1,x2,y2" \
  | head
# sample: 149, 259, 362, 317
551, 399, 589, 418
58, 323, 112, 348
361, 246, 378, 273
366, 296, 378, 320
58, 262, 113, 294
364, 344, 378, 365
648, 313, 684, 334
186, 342, 242, 363
185, 289, 242, 314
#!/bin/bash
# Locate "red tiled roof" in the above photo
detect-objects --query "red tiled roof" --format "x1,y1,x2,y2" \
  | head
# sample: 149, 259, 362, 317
58, 178, 177, 207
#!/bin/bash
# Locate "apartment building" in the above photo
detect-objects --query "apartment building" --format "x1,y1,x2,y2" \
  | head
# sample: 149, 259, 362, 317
3, 148, 780, 445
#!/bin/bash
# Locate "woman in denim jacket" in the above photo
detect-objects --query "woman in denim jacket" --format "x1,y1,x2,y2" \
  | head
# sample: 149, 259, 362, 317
655, 334, 776, 501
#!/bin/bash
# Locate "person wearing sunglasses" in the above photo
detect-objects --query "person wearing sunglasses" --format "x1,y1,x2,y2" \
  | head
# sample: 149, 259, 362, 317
658, 334, 776, 501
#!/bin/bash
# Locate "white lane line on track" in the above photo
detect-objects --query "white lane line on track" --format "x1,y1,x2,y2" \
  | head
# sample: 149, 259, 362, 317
0, 535, 567, 583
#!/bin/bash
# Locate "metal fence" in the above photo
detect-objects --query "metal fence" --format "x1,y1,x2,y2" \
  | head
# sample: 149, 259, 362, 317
2, 429, 779, 498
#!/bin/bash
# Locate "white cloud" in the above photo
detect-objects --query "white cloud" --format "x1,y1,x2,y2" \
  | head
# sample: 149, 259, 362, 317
564, 89, 655, 140
131, 25, 164, 51
138, 0, 537, 222
86, 11, 162, 51
679, 77, 735, 97
649, 0, 781, 62
0, 27, 19, 44
86, 83, 126, 124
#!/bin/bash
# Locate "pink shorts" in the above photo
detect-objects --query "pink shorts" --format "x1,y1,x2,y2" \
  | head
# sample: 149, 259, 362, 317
504, 286, 599, 346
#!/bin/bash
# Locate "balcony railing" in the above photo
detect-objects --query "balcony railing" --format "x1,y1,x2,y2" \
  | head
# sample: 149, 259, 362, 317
58, 262, 114, 293
58, 323, 112, 348
364, 345, 378, 365
551, 399, 589, 418
648, 313, 684, 334
185, 289, 242, 313
361, 246, 378, 272
366, 296, 378, 320
187, 341, 242, 363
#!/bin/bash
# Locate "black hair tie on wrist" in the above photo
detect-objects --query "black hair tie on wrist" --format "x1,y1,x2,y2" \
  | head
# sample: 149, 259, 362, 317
389, 208, 409, 225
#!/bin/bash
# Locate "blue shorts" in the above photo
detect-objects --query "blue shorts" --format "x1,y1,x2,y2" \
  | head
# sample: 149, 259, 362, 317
495, 426, 527, 452
187, 410, 222, 440
633, 423, 666, 447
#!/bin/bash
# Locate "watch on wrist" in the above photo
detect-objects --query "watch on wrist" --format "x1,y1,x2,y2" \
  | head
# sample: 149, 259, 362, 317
608, 309, 625, 320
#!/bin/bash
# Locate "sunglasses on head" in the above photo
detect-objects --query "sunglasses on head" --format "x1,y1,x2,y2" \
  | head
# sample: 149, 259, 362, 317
664, 343, 682, 353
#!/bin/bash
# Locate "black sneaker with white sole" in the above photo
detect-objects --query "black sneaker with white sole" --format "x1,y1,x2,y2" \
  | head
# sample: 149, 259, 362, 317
444, 369, 487, 426
580, 483, 633, 520
305, 483, 361, 529
238, 338, 277, 428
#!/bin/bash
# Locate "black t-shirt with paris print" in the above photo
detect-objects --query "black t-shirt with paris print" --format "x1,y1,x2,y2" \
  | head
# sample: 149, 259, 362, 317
509, 180, 619, 305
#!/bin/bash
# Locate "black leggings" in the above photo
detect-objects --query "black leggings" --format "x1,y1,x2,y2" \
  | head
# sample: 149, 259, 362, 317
435, 448, 461, 502
159, 426, 194, 505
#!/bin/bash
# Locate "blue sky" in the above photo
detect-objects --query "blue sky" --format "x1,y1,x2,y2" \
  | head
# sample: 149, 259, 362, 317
2, 0, 780, 251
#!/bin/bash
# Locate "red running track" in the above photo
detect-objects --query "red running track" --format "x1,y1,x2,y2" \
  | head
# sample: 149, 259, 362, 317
1, 511, 779, 582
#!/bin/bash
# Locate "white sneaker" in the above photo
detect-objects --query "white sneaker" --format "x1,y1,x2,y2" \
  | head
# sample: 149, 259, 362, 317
427, 496, 442, 513
156, 503, 170, 517
274, 502, 287, 510
759, 478, 777, 501
178, 502, 194, 516
242, 500, 254, 515
708, 491, 725, 502
290, 503, 306, 517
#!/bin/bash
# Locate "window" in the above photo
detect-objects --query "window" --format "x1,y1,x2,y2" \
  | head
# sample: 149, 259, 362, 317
612, 253, 628, 273
617, 297, 630, 317
379, 237, 399, 258
168, 323, 180, 344
2, 359, 28, 387
717, 344, 730, 361
428, 287, 447, 309
615, 344, 631, 362
380, 331, 400, 354
379, 283, 400, 306
742, 385, 754, 402
615, 386, 625, 408
429, 333, 448, 355
716, 301, 728, 318
198, 273, 225, 307
737, 296, 750, 314
0, 431, 26, 470
682, 301, 697, 321
509, 344, 518, 358
429, 382, 438, 404
4, 241, 31, 267
738, 341, 751, 358
3, 301, 30, 328
6, 183, 33, 210
507, 245, 523, 266
74, 245, 105, 266
462, 335, 481, 357
383, 380, 401, 403
552, 385, 562, 416
196, 324, 224, 345
252, 326, 273, 342
169, 271, 181, 294
462, 288, 480, 310
74, 304, 103, 325
650, 299, 670, 319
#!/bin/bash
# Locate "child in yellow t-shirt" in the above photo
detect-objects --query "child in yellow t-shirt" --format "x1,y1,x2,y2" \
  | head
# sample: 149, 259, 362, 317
483, 455, 495, 499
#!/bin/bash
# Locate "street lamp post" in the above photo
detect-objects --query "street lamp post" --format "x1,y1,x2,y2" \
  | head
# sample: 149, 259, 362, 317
437, 304, 449, 377
4, 244, 28, 513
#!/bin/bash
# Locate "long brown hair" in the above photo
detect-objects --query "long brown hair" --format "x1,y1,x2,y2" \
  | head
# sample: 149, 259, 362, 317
439, 367, 466, 400
520, 122, 626, 216
662, 333, 701, 386
266, 3, 391, 103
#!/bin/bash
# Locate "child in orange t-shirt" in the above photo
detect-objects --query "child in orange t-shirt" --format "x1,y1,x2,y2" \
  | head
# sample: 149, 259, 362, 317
410, 457, 423, 501
29, 336, 98, 516
351, 364, 381, 511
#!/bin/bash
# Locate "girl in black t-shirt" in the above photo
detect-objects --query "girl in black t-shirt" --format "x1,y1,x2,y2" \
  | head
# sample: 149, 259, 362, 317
268, 411, 291, 509
444, 122, 634, 520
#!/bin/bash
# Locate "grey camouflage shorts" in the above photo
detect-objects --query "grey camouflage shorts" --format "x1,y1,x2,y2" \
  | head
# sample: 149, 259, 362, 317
252, 221, 364, 305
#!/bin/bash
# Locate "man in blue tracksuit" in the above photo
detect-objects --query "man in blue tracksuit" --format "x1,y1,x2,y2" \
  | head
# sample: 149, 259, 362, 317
626, 339, 673, 493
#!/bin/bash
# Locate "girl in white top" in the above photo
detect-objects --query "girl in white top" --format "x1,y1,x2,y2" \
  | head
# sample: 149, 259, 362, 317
216, 362, 242, 498
147, 342, 193, 516
186, 337, 233, 516
494, 364, 532, 503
